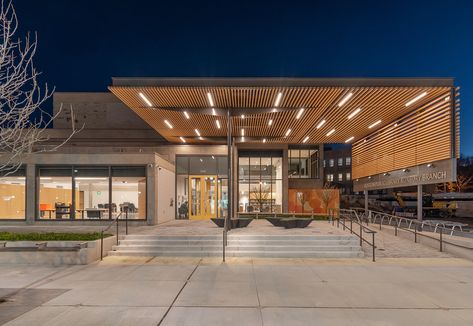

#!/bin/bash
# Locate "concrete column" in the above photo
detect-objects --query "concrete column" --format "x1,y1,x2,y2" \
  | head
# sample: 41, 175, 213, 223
417, 184, 423, 221
364, 189, 368, 212
147, 163, 157, 225
25, 164, 36, 224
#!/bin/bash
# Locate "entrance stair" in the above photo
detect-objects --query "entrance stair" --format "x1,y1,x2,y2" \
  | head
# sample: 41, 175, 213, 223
109, 234, 364, 258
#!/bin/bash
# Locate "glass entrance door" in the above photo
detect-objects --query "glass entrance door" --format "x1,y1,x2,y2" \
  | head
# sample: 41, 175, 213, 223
189, 176, 217, 219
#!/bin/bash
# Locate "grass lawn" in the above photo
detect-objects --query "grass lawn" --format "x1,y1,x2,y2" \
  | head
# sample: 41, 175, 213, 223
0, 232, 113, 241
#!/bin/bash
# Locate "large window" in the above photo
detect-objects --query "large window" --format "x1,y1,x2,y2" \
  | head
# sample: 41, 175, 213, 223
288, 148, 319, 178
38, 166, 146, 220
175, 155, 227, 219
238, 151, 282, 213
0, 168, 26, 220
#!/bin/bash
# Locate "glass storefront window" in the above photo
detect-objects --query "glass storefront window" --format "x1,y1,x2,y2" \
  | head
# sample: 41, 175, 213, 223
238, 151, 282, 213
39, 167, 74, 220
74, 167, 109, 219
176, 155, 227, 219
288, 148, 319, 178
111, 167, 146, 220
0, 168, 26, 219
37, 166, 146, 220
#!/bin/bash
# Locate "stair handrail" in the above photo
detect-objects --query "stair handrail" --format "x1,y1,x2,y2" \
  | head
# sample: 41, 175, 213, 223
329, 208, 377, 262
100, 211, 123, 261
354, 208, 473, 253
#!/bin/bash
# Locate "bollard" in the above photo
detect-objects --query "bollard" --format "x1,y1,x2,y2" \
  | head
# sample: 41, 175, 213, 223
350, 219, 353, 234
100, 230, 104, 261
395, 224, 398, 237
414, 226, 417, 243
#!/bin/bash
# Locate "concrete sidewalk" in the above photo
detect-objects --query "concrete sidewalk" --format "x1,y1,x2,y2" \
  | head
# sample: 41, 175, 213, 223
1, 256, 473, 325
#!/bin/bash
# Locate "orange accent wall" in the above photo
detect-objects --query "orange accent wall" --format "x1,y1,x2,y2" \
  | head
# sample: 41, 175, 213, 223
288, 189, 340, 214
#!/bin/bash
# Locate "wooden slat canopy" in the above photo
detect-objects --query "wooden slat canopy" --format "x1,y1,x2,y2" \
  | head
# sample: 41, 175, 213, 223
109, 78, 454, 147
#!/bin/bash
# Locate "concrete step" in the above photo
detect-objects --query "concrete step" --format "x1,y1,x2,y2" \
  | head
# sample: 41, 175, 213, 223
118, 239, 359, 246
108, 250, 364, 258
122, 234, 355, 241
112, 245, 362, 252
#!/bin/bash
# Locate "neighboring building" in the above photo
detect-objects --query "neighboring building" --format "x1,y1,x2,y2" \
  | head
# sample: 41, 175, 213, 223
323, 145, 353, 194
0, 78, 459, 224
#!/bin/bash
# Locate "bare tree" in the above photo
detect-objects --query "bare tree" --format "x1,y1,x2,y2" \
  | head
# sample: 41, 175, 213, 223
320, 182, 337, 214
0, 0, 79, 175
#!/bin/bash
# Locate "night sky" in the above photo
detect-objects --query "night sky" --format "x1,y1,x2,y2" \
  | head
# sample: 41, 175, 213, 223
14, 0, 473, 154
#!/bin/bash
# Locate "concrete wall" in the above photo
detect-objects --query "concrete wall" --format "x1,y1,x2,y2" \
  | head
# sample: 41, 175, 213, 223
157, 167, 175, 224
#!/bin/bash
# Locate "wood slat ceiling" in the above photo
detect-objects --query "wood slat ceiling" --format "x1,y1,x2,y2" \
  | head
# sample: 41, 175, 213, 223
109, 85, 452, 145
352, 94, 455, 179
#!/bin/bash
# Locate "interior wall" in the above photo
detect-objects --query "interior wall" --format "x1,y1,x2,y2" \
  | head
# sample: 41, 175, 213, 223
0, 183, 25, 219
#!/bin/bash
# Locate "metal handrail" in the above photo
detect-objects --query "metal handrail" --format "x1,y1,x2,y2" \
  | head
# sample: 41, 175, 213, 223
355, 208, 473, 252
329, 208, 377, 262
238, 212, 327, 219
100, 211, 123, 261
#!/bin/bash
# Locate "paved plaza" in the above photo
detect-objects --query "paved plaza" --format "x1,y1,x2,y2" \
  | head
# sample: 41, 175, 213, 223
1, 255, 473, 325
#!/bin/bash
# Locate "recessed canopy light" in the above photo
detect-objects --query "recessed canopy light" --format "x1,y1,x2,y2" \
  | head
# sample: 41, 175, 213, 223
345, 136, 354, 143
207, 92, 214, 107
427, 163, 434, 168
183, 111, 190, 119
383, 172, 390, 176
316, 120, 326, 129
405, 92, 427, 106
263, 138, 266, 143
272, 108, 277, 113
241, 114, 245, 119
180, 137, 186, 143
338, 92, 353, 107
164, 120, 173, 129
241, 136, 245, 142
347, 108, 361, 119
199, 137, 203, 140
303, 136, 309, 143
285, 129, 292, 137
274, 92, 283, 107
268, 119, 273, 126
241, 129, 245, 136
394, 123, 398, 127
368, 120, 382, 129
195, 129, 201, 137
212, 156, 215, 159
326, 129, 335, 136
212, 108, 216, 116
216, 120, 221, 129
138, 92, 152, 107
296, 108, 304, 119
444, 96, 450, 101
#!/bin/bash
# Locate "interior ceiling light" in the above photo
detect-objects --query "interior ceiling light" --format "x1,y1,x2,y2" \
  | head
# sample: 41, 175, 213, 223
194, 129, 201, 137
241, 128, 245, 136
216, 120, 221, 129
326, 129, 335, 136
285, 129, 292, 137
303, 136, 309, 143
368, 120, 382, 129
268, 119, 273, 126
207, 92, 214, 107
179, 137, 186, 143
347, 108, 361, 119
164, 120, 173, 129
316, 120, 326, 129
274, 92, 283, 107
405, 92, 427, 106
138, 92, 152, 107
345, 136, 354, 143
263, 138, 266, 143
241, 114, 245, 119
338, 92, 353, 107
212, 108, 216, 116
296, 108, 305, 119
183, 111, 190, 119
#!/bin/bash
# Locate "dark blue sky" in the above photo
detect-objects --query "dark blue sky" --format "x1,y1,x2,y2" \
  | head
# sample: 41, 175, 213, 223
15, 0, 473, 154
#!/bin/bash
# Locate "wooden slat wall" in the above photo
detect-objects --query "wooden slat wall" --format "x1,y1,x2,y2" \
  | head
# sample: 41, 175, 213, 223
109, 86, 450, 145
352, 93, 454, 179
